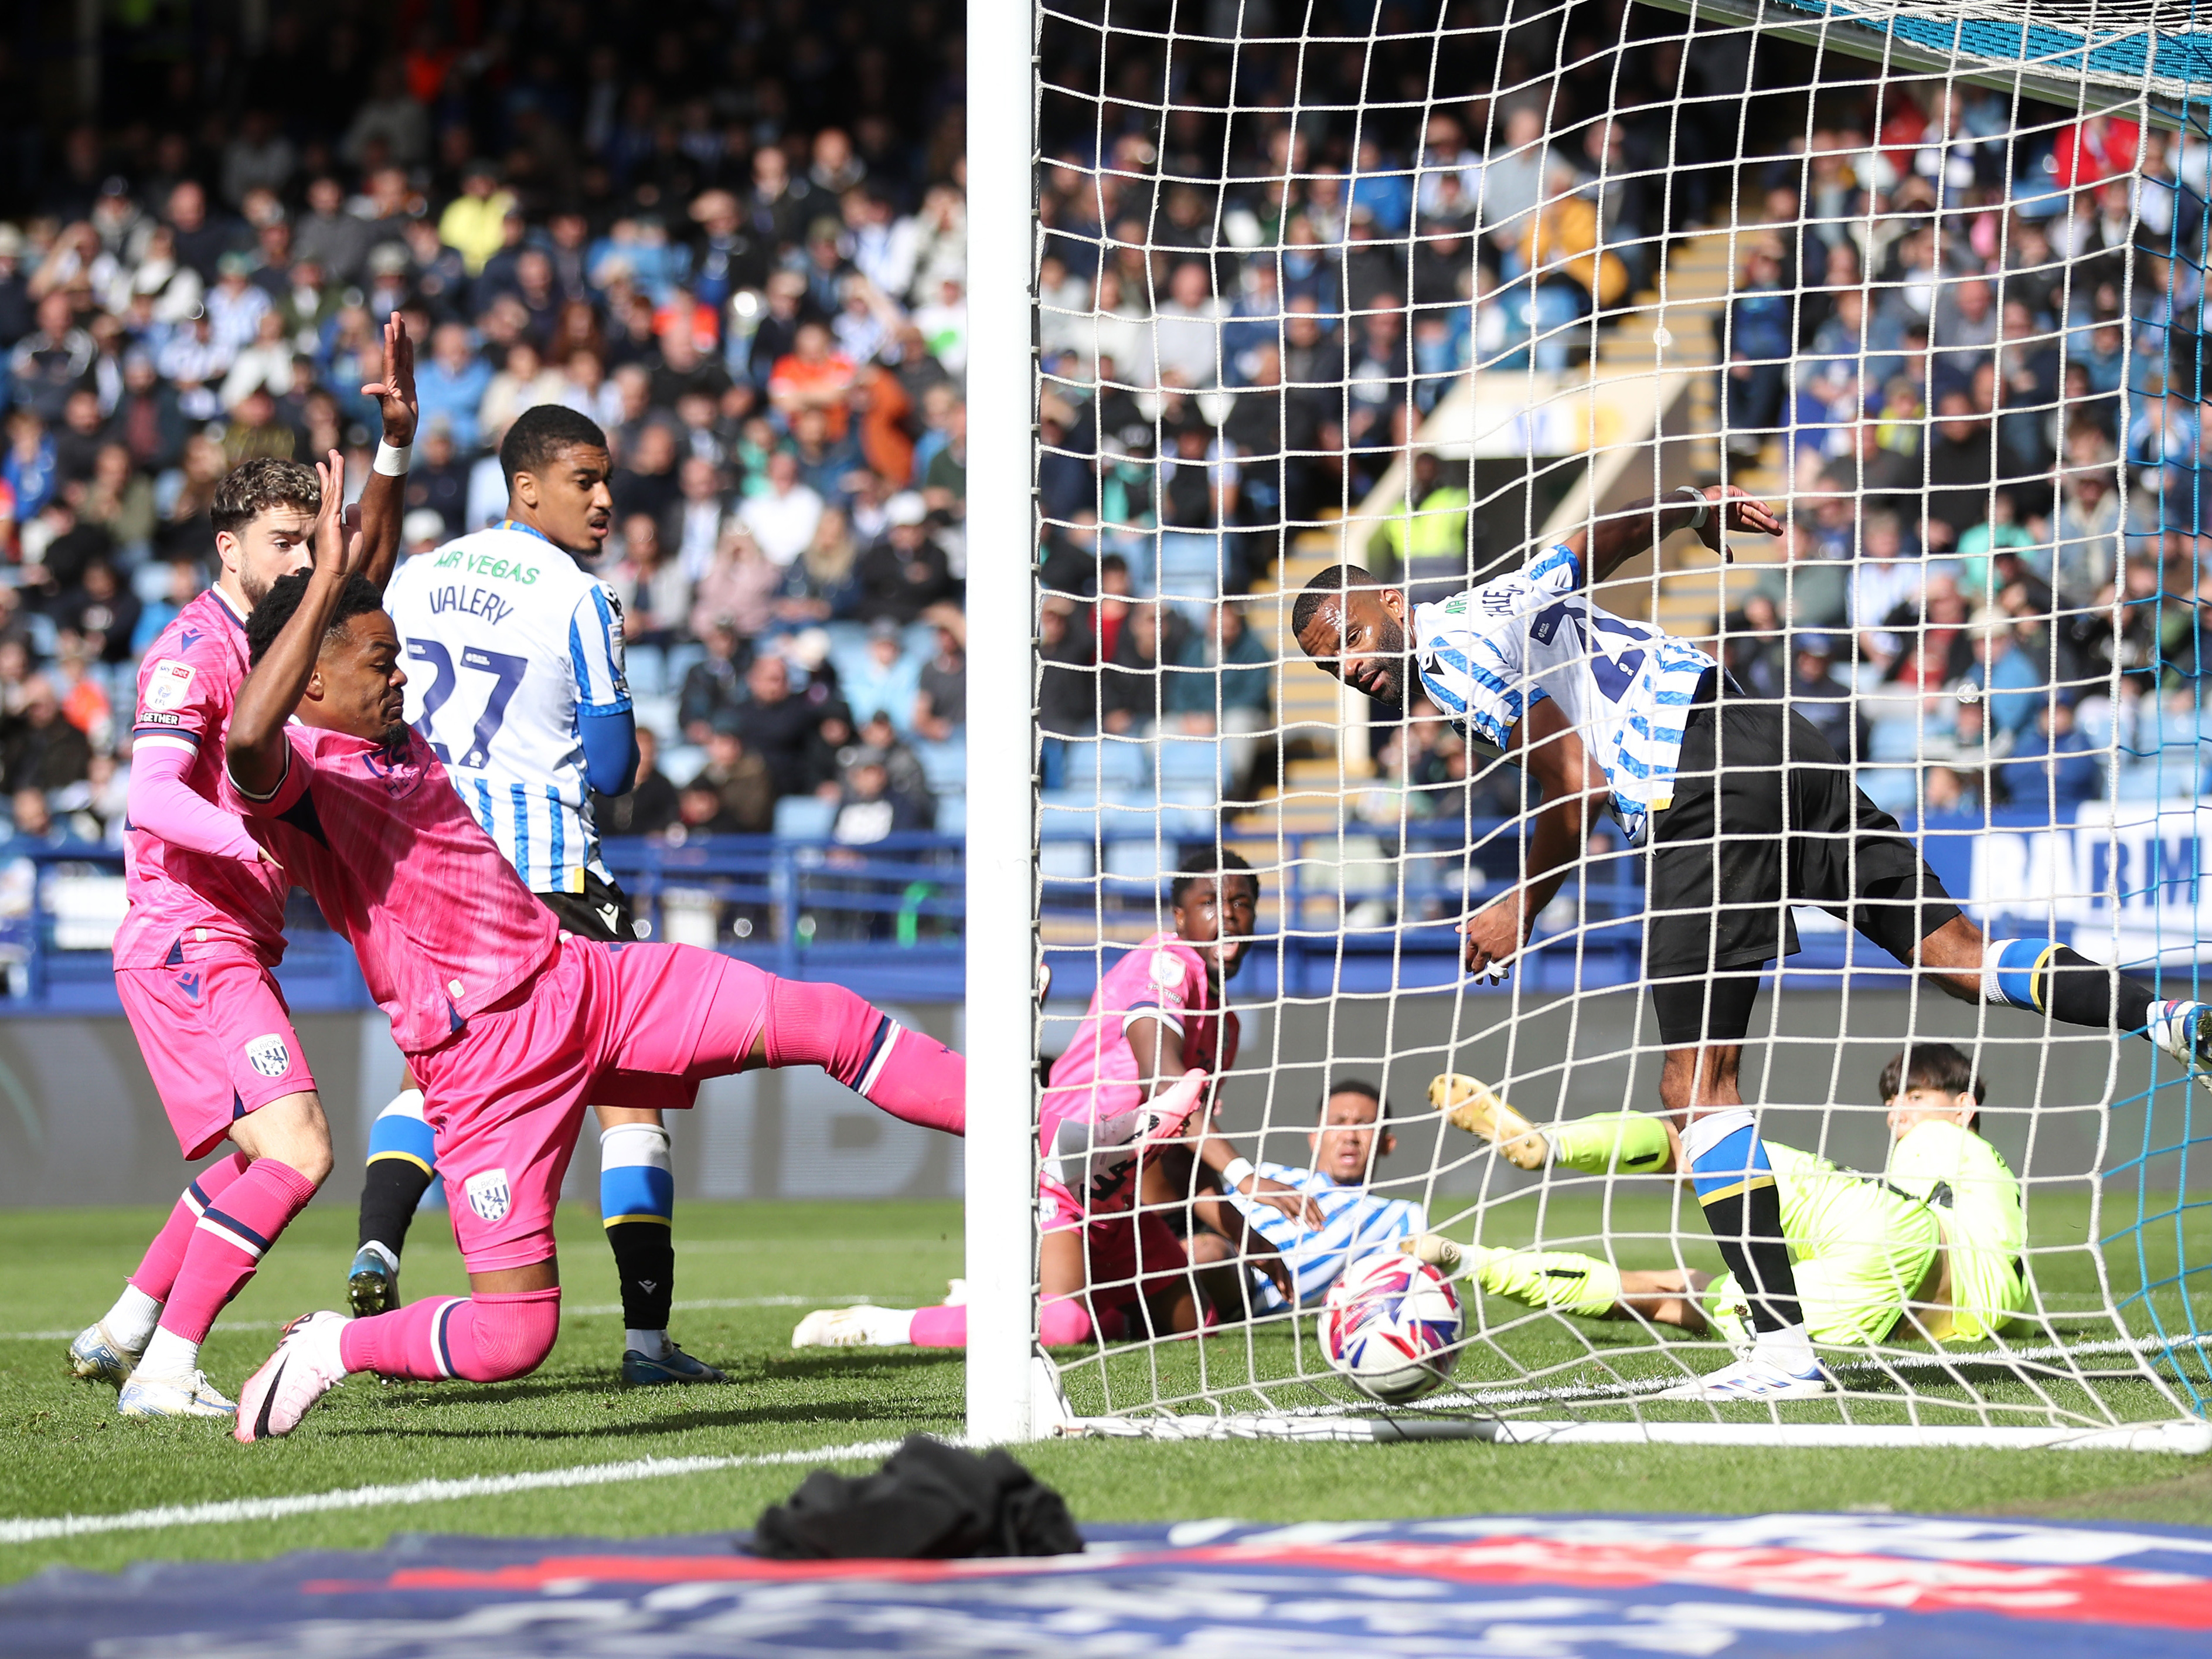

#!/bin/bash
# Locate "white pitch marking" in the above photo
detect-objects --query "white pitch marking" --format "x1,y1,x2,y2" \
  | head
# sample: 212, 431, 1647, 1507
1, 1296, 874, 1343
0, 1437, 908, 1545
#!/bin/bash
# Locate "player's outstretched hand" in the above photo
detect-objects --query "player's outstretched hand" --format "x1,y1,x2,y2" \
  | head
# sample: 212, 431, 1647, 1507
310, 450, 366, 577
1458, 899, 1523, 983
1693, 484, 1782, 561
1243, 1173, 1327, 1230
362, 311, 418, 448
1255, 1246, 1297, 1303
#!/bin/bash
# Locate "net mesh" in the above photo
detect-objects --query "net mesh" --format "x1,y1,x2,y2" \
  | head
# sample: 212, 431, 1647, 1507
1019, 0, 2211, 1434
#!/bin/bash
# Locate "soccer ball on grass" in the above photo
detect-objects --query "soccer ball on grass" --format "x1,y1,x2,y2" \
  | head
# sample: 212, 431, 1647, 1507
1318, 1251, 1463, 1403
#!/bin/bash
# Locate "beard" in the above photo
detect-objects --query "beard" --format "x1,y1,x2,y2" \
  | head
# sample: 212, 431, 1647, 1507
1372, 613, 1411, 708
377, 719, 411, 752
240, 570, 272, 608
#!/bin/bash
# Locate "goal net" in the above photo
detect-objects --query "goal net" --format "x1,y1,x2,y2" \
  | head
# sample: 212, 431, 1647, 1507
962, 0, 2212, 1449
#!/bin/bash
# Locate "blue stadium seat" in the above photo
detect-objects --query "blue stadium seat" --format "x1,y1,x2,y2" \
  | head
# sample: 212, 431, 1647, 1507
1095, 738, 1152, 793
933, 795, 967, 838
773, 795, 837, 839
1104, 837, 1172, 885
1157, 736, 1226, 792
1039, 838, 1095, 882
632, 693, 680, 744
916, 735, 967, 797
659, 742, 705, 786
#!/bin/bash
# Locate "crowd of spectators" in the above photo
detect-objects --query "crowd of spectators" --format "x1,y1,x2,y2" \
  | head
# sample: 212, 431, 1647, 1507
0, 0, 983, 865
1704, 92, 2212, 818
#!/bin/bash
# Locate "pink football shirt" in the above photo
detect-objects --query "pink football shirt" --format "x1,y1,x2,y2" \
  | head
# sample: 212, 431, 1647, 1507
222, 723, 560, 1055
113, 590, 290, 969
1040, 932, 1240, 1219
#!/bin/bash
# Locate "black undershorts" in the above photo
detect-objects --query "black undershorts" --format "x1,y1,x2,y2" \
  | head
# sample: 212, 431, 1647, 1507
535, 868, 638, 943
1643, 678, 1961, 1048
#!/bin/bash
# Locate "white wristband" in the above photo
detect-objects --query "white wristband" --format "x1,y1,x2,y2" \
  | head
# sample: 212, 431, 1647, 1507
1220, 1156, 1257, 1192
1675, 485, 1709, 530
373, 441, 412, 477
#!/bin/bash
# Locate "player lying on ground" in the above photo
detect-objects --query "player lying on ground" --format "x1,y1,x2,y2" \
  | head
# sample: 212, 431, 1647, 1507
1420, 1042, 2023, 1353
1182, 1079, 1428, 1318
352, 404, 717, 1386
1294, 482, 2210, 1401
216, 467, 965, 1440
792, 851, 1311, 1349
68, 318, 416, 1420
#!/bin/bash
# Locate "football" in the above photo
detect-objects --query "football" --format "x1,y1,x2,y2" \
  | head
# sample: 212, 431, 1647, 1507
1318, 1250, 1464, 1404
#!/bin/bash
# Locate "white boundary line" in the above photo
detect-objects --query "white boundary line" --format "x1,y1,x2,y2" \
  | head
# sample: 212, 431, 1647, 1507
0, 1437, 907, 1545
0, 1296, 872, 1344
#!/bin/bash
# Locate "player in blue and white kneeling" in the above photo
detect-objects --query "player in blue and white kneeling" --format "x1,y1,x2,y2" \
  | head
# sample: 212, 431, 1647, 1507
1186, 1079, 1428, 1317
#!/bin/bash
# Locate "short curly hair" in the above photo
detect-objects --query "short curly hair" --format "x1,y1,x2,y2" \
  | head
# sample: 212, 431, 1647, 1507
210, 457, 321, 538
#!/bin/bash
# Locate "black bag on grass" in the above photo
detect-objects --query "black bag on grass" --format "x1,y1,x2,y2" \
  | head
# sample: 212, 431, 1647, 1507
751, 1434, 1083, 1560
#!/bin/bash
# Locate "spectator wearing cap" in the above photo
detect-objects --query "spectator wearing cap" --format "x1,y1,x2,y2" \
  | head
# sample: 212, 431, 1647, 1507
857, 493, 956, 625
845, 619, 925, 737
741, 449, 827, 568
440, 161, 518, 276
416, 322, 494, 453
1788, 633, 1862, 764
399, 508, 449, 558
832, 741, 933, 847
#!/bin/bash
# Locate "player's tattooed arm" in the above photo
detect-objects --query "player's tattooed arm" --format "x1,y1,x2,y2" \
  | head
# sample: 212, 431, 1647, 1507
355, 311, 418, 594
229, 453, 359, 798
1459, 695, 1608, 981
1566, 485, 1783, 588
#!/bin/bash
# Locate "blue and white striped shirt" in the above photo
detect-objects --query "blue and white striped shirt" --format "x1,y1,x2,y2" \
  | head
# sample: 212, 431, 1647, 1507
385, 523, 630, 895
1412, 543, 1714, 845
1232, 1161, 1428, 1312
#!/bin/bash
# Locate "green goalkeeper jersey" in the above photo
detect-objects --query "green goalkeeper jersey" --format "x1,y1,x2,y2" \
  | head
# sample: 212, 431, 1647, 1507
1884, 1119, 2028, 1342
1701, 1124, 2026, 1348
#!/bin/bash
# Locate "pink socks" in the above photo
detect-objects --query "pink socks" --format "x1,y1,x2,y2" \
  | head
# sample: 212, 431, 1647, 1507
908, 1298, 1099, 1349
129, 1151, 249, 1303
156, 1158, 318, 1344
339, 1288, 563, 1383
763, 978, 967, 1136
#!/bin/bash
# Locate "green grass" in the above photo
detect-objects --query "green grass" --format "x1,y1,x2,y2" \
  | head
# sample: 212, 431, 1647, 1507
1, 1197, 2210, 1588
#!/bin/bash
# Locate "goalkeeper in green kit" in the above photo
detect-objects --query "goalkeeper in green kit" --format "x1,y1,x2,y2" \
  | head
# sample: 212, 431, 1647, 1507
1410, 1042, 2026, 1348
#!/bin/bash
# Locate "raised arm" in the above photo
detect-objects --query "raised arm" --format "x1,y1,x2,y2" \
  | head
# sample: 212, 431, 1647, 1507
228, 453, 358, 798
1458, 693, 1611, 980
355, 312, 419, 594
1564, 484, 1782, 588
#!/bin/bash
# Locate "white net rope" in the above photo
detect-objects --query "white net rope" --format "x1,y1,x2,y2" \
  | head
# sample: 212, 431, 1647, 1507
1022, 0, 2211, 1434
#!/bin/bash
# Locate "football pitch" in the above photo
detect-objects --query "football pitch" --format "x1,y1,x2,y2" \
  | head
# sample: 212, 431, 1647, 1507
2, 1197, 2210, 1588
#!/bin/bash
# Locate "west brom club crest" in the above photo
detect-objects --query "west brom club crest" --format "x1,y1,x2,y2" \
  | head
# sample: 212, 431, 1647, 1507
242, 1034, 291, 1079
464, 1168, 512, 1224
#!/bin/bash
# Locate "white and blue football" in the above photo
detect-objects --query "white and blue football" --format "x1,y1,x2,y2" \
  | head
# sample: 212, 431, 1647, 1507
1318, 1250, 1463, 1403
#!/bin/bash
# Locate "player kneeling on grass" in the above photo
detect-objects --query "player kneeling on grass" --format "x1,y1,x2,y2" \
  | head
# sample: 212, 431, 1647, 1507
1182, 1079, 1428, 1318
1414, 1042, 2025, 1354
218, 463, 966, 1441
793, 851, 1313, 1350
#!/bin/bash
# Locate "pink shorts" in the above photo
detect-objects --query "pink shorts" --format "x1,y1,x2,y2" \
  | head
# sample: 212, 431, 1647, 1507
115, 955, 317, 1160
411, 937, 770, 1273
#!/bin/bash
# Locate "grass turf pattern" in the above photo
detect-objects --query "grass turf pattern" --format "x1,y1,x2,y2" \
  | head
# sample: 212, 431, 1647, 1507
0, 1198, 2207, 1586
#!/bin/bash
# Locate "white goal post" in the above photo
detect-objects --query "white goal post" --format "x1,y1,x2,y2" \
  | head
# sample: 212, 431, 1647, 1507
965, 0, 2212, 1449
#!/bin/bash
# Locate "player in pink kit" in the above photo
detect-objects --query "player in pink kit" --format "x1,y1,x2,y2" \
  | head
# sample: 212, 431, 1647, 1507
66, 319, 417, 1420
794, 849, 1313, 1352
222, 466, 965, 1440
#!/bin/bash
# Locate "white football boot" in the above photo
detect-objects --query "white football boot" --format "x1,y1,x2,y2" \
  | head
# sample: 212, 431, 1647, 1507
233, 1311, 349, 1443
1658, 1352, 1830, 1402
117, 1368, 237, 1419
791, 1306, 914, 1348
2148, 1001, 2212, 1094
67, 1320, 144, 1389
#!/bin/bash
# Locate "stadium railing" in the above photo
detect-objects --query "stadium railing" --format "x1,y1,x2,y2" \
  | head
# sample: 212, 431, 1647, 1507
11, 801, 2196, 1013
